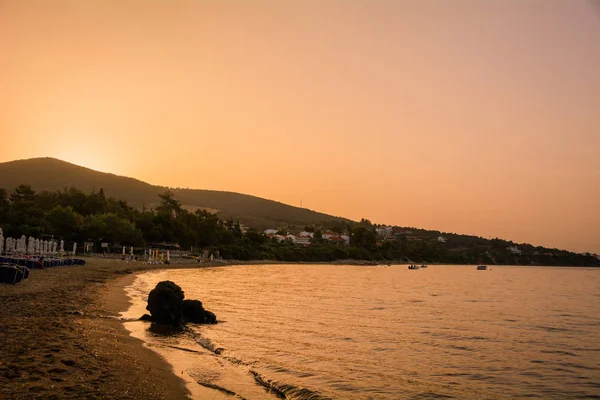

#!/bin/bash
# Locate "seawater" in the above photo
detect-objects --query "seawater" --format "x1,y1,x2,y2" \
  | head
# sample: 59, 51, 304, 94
122, 265, 600, 399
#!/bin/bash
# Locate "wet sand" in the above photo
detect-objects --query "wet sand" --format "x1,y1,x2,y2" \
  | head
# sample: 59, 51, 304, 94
0, 259, 193, 400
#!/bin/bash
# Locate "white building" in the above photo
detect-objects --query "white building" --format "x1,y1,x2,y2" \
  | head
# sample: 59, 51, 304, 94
298, 231, 314, 238
376, 226, 393, 236
507, 245, 522, 255
294, 236, 312, 246
437, 236, 447, 243
264, 229, 278, 235
341, 235, 350, 245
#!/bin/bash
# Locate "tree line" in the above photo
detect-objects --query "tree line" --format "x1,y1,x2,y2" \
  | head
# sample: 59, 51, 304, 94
0, 185, 597, 266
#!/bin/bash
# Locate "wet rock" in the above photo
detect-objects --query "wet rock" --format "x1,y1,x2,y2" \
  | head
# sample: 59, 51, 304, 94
182, 300, 217, 324
144, 281, 217, 327
146, 281, 185, 326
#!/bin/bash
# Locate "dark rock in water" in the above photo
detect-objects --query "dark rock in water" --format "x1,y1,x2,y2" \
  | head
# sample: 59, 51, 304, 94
145, 281, 217, 327
182, 300, 217, 324
139, 314, 153, 322
146, 280, 185, 326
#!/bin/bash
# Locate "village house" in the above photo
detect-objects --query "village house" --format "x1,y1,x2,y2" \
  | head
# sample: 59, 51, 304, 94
376, 226, 393, 236
507, 245, 522, 255
266, 233, 286, 242
340, 235, 350, 245
438, 236, 447, 243
327, 235, 347, 245
293, 235, 311, 246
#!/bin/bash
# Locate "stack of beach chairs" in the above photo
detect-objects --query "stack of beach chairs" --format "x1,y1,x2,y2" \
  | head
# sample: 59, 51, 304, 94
0, 256, 87, 285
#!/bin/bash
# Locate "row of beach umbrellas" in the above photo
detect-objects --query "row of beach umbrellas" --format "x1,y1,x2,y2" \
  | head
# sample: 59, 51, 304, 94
0, 228, 76, 256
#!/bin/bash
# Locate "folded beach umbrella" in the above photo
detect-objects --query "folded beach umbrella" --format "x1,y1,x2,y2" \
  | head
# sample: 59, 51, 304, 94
52, 241, 57, 254
72, 242, 77, 256
60, 240, 64, 254
0, 233, 3, 254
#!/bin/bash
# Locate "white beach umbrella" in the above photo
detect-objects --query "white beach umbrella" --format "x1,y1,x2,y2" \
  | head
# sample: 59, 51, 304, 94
122, 246, 126, 255
20, 235, 26, 253
0, 234, 4, 254
51, 241, 56, 253
60, 240, 64, 253
73, 242, 77, 256
130, 246, 133, 256
149, 248, 152, 261
167, 250, 170, 262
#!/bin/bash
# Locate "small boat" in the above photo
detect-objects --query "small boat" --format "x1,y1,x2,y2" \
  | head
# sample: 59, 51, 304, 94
408, 264, 420, 270
420, 265, 428, 269
477, 265, 487, 270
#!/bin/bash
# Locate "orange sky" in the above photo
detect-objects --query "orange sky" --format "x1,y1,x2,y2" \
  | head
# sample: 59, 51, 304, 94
1, 0, 599, 253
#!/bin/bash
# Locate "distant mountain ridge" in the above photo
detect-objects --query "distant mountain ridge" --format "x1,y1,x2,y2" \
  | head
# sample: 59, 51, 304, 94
0, 157, 351, 229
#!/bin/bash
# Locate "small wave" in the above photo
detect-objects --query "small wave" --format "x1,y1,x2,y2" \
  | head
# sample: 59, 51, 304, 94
409, 392, 455, 399
197, 381, 247, 399
167, 345, 203, 354
540, 349, 579, 357
222, 355, 254, 367
465, 336, 488, 341
187, 328, 225, 355
447, 345, 474, 352
559, 362, 598, 371
535, 325, 572, 333
250, 370, 331, 400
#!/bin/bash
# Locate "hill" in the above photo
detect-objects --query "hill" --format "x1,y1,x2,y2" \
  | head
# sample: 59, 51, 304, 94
0, 157, 351, 229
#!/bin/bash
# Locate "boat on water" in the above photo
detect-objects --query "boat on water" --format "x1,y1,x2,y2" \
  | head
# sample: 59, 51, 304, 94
420, 265, 428, 269
477, 265, 488, 270
408, 264, 420, 270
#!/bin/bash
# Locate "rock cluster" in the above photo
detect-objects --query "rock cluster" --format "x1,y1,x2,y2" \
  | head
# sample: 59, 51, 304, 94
142, 280, 217, 327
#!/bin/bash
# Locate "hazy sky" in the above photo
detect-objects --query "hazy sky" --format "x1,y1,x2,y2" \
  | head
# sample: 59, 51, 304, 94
1, 0, 599, 253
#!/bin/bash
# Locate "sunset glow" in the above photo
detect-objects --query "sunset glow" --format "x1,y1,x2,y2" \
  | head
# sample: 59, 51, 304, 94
1, 0, 599, 253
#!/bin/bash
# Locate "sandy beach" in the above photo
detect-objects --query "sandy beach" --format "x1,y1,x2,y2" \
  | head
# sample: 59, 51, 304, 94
0, 259, 194, 400
0, 258, 394, 400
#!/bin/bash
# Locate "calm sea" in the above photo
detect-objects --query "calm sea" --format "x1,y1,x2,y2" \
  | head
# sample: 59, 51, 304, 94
122, 265, 600, 399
